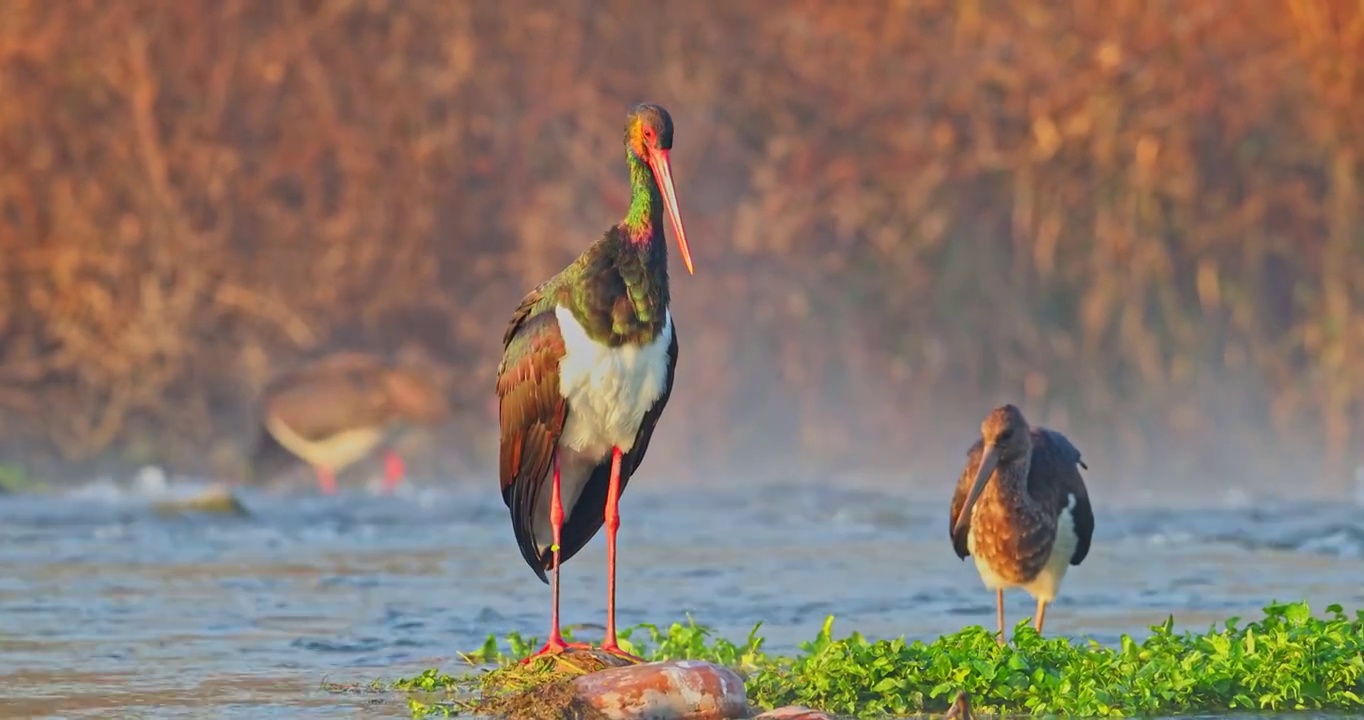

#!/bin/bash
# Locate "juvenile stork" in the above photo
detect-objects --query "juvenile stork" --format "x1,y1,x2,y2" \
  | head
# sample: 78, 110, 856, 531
949, 404, 1094, 644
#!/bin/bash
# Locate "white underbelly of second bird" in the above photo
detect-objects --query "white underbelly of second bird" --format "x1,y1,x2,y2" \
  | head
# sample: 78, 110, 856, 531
266, 416, 385, 471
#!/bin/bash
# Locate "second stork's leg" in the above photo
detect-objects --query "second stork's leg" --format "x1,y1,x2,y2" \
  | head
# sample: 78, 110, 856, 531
600, 447, 643, 662
380, 450, 405, 494
523, 454, 590, 661
1034, 599, 1048, 634
996, 589, 1006, 646
316, 466, 338, 495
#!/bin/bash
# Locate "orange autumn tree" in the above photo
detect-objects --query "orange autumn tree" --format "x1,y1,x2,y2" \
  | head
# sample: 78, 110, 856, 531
0, 0, 1359, 496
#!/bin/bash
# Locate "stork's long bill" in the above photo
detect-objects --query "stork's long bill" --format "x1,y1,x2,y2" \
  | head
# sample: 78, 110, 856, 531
646, 147, 693, 275
953, 444, 1000, 535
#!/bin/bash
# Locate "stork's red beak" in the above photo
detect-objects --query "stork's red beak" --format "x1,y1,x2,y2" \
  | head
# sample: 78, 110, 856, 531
646, 148, 694, 275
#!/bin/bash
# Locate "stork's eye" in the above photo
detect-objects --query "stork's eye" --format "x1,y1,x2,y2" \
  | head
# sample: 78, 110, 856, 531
643, 127, 656, 142
998, 429, 1015, 443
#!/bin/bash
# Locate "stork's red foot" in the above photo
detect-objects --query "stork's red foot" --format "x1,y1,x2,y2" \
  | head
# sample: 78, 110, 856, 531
600, 642, 645, 664
519, 637, 592, 663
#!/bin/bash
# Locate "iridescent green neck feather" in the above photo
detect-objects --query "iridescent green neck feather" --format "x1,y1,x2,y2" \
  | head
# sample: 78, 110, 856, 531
614, 150, 669, 337
623, 151, 663, 239
549, 152, 671, 348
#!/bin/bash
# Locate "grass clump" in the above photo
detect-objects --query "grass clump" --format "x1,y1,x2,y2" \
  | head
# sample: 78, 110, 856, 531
393, 602, 1364, 718
392, 632, 642, 719
414, 650, 628, 720
481, 651, 639, 720
393, 622, 767, 718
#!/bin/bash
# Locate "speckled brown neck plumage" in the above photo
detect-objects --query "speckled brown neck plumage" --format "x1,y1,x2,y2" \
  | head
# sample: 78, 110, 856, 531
969, 456, 1058, 584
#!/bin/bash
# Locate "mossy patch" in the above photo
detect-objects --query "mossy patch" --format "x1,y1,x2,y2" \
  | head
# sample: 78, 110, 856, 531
151, 485, 249, 517
474, 649, 634, 720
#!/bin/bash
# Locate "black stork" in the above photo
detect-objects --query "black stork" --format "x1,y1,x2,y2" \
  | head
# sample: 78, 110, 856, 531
495, 104, 692, 661
250, 351, 450, 494
949, 404, 1094, 644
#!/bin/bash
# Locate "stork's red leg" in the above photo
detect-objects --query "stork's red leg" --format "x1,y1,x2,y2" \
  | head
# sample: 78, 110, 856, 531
524, 453, 589, 661
380, 450, 405, 494
316, 467, 338, 495
601, 447, 643, 662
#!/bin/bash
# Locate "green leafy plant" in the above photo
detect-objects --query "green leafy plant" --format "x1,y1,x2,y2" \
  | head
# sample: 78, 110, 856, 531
388, 602, 1364, 718
0, 463, 35, 493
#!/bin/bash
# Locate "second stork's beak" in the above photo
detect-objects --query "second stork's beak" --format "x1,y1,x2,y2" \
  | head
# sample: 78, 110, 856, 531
953, 444, 1001, 536
646, 148, 694, 275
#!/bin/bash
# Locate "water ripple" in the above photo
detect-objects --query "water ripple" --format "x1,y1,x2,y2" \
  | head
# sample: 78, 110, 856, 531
0, 480, 1360, 718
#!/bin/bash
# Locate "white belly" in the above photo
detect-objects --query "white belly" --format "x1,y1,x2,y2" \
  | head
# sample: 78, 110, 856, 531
967, 536, 1014, 592
528, 307, 675, 554
554, 307, 674, 458
968, 494, 1078, 603
265, 416, 386, 471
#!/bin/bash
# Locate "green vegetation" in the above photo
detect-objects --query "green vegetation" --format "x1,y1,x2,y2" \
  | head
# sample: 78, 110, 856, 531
0, 463, 39, 493
391, 602, 1364, 718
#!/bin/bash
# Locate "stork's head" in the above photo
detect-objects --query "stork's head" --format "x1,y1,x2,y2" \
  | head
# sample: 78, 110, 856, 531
953, 404, 1035, 535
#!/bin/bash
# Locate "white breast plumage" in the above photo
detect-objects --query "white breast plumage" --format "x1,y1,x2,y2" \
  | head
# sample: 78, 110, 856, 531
554, 307, 674, 460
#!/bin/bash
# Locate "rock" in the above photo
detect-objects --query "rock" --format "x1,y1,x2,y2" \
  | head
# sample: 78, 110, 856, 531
751, 707, 835, 720
572, 659, 750, 720
134, 465, 169, 493
151, 484, 249, 517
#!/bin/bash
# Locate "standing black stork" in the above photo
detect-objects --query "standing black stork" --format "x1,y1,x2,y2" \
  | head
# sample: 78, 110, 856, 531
496, 104, 692, 661
949, 404, 1094, 644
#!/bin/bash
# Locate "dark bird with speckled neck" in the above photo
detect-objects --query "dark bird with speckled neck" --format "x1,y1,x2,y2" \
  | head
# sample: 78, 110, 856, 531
949, 404, 1094, 644
496, 104, 692, 662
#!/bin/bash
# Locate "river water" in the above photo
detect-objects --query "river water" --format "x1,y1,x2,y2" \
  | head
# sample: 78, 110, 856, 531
1, 475, 1361, 719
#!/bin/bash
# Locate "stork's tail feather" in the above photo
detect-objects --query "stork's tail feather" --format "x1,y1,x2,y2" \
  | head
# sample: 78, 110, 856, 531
505, 484, 552, 585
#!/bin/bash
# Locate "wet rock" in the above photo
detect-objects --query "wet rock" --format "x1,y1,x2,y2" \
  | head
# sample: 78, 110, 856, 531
751, 706, 836, 720
573, 659, 749, 720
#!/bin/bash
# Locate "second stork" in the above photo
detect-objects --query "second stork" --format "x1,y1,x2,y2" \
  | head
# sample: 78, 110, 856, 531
949, 404, 1094, 644
496, 104, 693, 661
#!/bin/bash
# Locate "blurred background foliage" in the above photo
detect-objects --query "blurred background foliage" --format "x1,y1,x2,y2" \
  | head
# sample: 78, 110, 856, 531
0, 0, 1361, 499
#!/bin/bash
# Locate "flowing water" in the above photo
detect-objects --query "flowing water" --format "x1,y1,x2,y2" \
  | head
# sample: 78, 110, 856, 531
1, 475, 1362, 719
